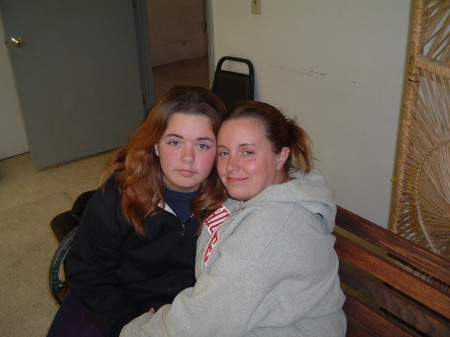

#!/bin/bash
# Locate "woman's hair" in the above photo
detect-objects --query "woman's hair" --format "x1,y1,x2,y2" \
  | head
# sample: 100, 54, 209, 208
101, 86, 228, 235
224, 100, 313, 174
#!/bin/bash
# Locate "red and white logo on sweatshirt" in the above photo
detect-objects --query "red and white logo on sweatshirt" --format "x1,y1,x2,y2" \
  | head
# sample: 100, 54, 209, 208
203, 205, 230, 263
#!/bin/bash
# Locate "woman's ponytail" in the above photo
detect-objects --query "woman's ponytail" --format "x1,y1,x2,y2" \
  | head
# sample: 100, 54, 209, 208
286, 119, 313, 173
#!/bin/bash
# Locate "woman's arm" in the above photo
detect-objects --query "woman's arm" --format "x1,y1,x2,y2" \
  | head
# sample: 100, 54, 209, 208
120, 204, 340, 337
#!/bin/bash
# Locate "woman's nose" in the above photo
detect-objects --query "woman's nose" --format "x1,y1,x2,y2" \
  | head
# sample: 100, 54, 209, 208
225, 154, 239, 172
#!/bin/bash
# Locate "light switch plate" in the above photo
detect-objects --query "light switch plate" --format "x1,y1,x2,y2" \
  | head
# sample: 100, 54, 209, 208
251, 0, 261, 15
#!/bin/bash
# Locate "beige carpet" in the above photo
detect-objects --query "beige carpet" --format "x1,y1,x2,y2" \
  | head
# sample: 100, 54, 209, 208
0, 153, 110, 337
0, 194, 71, 336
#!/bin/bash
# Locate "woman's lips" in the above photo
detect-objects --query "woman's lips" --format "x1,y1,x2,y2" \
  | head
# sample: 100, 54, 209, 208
227, 176, 247, 183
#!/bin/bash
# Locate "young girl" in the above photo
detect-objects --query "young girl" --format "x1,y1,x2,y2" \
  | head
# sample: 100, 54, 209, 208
46, 86, 228, 337
120, 100, 346, 337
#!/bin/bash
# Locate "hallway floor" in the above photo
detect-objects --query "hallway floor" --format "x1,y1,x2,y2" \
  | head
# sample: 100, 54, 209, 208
153, 55, 210, 100
0, 56, 209, 337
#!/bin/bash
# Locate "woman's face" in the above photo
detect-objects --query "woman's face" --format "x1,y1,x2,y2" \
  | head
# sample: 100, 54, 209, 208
217, 118, 289, 201
155, 112, 217, 192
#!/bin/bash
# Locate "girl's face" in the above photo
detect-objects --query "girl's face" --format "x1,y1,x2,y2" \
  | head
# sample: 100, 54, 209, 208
155, 112, 216, 192
217, 118, 289, 201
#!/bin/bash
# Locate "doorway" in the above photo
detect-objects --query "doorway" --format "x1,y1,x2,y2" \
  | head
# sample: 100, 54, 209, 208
147, 0, 209, 100
0, 0, 210, 162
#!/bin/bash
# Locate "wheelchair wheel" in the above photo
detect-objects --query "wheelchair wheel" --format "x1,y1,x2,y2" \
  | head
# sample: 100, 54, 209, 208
49, 226, 78, 305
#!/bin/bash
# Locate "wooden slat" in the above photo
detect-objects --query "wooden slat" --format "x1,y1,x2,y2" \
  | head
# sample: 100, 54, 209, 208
334, 231, 450, 319
336, 206, 450, 284
339, 259, 450, 336
346, 316, 379, 337
343, 292, 418, 337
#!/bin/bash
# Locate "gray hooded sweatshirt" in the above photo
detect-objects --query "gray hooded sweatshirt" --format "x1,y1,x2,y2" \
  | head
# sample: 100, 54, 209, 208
120, 169, 346, 337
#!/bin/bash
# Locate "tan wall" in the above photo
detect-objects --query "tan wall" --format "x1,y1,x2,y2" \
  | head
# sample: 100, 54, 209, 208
147, 0, 207, 67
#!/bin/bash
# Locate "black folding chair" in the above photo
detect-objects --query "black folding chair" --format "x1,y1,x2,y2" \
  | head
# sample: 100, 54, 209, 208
211, 56, 254, 108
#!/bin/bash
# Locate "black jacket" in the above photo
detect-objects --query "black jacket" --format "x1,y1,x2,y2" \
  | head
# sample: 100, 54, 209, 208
66, 178, 198, 337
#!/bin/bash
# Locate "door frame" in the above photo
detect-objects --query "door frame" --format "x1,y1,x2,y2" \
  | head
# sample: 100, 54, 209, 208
134, 0, 154, 114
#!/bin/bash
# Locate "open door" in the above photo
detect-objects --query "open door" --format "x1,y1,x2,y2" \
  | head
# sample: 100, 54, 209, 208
1, 0, 150, 169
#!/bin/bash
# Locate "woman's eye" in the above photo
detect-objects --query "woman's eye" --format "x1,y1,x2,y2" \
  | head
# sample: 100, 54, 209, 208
168, 140, 180, 146
218, 151, 229, 157
243, 151, 254, 156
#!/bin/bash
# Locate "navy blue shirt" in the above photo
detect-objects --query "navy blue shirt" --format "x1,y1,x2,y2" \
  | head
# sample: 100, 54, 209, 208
164, 188, 197, 224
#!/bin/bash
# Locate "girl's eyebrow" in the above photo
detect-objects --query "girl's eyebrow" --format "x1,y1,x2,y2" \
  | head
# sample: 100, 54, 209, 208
198, 137, 215, 142
164, 133, 214, 142
164, 133, 182, 139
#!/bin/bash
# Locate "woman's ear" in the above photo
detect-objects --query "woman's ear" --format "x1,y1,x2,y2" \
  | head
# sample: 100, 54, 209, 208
154, 143, 159, 157
277, 147, 290, 170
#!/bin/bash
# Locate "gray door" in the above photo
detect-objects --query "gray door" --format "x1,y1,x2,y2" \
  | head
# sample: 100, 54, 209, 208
1, 0, 146, 169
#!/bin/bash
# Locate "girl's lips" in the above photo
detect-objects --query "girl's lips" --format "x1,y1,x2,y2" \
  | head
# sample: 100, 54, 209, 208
178, 169, 195, 177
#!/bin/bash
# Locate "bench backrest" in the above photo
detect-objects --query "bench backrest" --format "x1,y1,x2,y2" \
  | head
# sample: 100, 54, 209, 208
334, 206, 450, 337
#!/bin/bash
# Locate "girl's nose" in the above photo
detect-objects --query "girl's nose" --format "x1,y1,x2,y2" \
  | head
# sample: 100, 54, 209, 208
181, 146, 194, 163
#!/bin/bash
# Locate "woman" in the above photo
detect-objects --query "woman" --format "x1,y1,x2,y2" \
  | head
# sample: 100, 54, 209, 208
120, 100, 346, 337
46, 86, 228, 337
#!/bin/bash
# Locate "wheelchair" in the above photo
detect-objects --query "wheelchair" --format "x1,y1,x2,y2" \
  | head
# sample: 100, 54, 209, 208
49, 190, 95, 305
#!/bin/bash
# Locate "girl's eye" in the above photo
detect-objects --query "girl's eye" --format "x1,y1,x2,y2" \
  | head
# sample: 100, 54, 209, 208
168, 140, 180, 146
198, 143, 210, 150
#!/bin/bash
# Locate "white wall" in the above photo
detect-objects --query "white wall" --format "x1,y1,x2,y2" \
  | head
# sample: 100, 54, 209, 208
210, 0, 412, 228
0, 11, 29, 160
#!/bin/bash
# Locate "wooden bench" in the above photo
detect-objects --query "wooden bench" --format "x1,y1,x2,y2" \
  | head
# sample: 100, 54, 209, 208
334, 206, 450, 337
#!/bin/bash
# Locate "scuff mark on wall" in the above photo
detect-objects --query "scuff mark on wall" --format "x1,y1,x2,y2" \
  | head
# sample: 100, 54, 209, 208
268, 63, 326, 80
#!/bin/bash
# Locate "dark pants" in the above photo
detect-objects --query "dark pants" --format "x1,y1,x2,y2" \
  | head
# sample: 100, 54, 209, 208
47, 291, 105, 337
